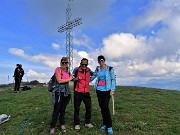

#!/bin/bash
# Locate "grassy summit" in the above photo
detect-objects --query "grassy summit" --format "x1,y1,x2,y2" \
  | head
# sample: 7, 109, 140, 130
0, 85, 179, 135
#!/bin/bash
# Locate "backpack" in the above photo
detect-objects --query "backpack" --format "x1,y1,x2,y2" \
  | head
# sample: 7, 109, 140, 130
22, 86, 31, 91
48, 68, 61, 92
19, 68, 24, 78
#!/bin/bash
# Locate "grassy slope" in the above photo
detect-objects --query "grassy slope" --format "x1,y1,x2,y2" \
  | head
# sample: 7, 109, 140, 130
0, 85, 179, 135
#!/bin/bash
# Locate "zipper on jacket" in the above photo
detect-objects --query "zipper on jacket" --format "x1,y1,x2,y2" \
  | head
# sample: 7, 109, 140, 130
84, 69, 86, 93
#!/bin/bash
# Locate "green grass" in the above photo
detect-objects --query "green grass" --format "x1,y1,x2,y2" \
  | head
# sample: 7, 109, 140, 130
0, 85, 180, 135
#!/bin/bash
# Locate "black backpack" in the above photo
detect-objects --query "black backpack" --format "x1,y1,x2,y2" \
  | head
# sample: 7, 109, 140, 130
48, 68, 62, 92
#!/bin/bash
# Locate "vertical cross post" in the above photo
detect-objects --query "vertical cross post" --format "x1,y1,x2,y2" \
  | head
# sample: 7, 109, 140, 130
58, 1, 82, 72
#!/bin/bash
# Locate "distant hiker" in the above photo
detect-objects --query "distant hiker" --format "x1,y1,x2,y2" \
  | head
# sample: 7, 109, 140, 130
49, 57, 74, 135
13, 64, 24, 93
72, 58, 94, 131
91, 55, 116, 134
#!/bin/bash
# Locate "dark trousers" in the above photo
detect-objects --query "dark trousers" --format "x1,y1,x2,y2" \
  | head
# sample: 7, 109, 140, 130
14, 77, 21, 91
96, 90, 112, 128
74, 91, 92, 125
50, 92, 70, 128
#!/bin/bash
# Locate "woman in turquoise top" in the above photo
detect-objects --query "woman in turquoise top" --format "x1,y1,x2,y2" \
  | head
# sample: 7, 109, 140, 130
91, 55, 116, 134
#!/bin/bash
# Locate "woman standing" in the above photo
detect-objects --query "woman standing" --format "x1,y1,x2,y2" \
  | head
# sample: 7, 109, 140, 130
50, 57, 74, 135
13, 64, 24, 92
91, 55, 116, 134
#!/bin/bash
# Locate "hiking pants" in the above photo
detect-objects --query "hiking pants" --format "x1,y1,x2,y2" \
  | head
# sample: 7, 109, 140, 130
14, 77, 21, 92
74, 91, 91, 125
96, 90, 112, 128
50, 92, 70, 128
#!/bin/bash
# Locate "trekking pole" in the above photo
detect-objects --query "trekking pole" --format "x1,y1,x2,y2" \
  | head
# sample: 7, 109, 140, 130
18, 118, 28, 135
111, 95, 115, 115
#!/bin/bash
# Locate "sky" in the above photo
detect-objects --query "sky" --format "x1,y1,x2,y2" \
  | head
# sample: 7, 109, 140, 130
0, 0, 180, 90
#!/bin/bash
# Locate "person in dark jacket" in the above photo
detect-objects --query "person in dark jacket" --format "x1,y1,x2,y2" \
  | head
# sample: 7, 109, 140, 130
13, 64, 24, 93
72, 58, 94, 131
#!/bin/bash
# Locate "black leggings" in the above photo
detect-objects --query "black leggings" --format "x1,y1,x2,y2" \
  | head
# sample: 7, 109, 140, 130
50, 92, 70, 128
96, 90, 112, 128
14, 78, 21, 91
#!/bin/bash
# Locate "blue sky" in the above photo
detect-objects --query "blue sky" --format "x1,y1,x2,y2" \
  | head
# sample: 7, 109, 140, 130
0, 0, 180, 90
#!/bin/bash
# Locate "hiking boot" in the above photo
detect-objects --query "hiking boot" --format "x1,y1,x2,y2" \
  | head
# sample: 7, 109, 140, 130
85, 123, 93, 128
49, 128, 55, 135
107, 127, 113, 134
75, 125, 80, 131
61, 125, 66, 133
100, 125, 106, 130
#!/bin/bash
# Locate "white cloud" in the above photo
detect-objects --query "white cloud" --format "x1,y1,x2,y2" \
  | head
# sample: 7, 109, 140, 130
70, 50, 96, 69
27, 69, 48, 78
101, 33, 153, 60
133, 58, 175, 77
77, 51, 88, 58
6, 43, 180, 90
131, 0, 180, 57
8, 48, 60, 68
8, 48, 28, 58
26, 69, 49, 83
51, 43, 60, 50
114, 56, 180, 77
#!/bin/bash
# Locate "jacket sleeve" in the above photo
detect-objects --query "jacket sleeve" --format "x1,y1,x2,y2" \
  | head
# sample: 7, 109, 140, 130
72, 68, 78, 82
110, 67, 116, 91
13, 69, 16, 77
13, 68, 18, 77
90, 69, 94, 76
90, 69, 98, 82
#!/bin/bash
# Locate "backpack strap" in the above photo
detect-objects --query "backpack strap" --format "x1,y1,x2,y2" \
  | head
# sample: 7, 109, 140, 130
54, 67, 62, 85
95, 66, 99, 72
73, 67, 79, 91
58, 67, 62, 73
56, 67, 62, 78
109, 66, 113, 72
74, 67, 79, 78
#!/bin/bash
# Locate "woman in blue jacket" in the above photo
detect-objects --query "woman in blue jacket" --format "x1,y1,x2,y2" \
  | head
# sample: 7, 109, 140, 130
91, 55, 116, 134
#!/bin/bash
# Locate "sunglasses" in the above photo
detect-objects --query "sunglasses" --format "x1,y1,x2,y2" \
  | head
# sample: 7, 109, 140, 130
81, 64, 88, 66
61, 62, 68, 64
98, 59, 104, 62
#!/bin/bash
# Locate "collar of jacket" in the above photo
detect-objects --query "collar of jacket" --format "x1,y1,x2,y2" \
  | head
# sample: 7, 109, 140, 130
77, 66, 90, 72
